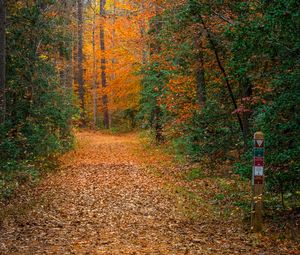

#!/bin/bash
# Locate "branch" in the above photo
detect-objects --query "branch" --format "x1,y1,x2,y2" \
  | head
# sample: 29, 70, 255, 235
212, 10, 234, 25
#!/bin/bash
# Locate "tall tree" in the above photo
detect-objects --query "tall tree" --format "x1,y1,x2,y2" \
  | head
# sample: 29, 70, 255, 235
0, 0, 6, 123
66, 0, 76, 90
151, 3, 164, 143
91, 0, 98, 129
100, 0, 109, 129
139, 0, 147, 65
77, 0, 86, 126
200, 16, 246, 145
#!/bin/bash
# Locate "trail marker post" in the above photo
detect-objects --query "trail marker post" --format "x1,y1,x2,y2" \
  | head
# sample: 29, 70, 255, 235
251, 131, 265, 232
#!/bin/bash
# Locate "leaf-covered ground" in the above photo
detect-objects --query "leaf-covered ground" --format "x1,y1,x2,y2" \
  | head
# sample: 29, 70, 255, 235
0, 132, 299, 254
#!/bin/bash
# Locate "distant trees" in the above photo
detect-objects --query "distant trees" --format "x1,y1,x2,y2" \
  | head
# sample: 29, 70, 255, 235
80, 0, 146, 130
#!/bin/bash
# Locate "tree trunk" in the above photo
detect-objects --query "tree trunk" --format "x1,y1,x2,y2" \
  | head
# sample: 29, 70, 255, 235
111, 0, 116, 75
92, 0, 98, 129
66, 29, 74, 91
77, 0, 86, 126
0, 0, 6, 123
154, 106, 164, 143
109, 0, 116, 128
100, 0, 109, 129
241, 78, 253, 148
140, 0, 147, 65
152, 3, 163, 143
201, 18, 246, 146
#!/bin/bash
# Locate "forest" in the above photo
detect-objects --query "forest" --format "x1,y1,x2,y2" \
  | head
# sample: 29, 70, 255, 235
0, 0, 299, 254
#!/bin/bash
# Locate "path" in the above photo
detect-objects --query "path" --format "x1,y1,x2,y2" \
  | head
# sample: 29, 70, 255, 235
0, 132, 298, 254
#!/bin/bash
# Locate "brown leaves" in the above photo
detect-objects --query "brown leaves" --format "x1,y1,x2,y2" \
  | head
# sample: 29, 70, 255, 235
0, 131, 299, 254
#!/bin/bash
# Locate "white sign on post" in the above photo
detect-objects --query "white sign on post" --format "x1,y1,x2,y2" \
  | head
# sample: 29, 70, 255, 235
254, 166, 264, 176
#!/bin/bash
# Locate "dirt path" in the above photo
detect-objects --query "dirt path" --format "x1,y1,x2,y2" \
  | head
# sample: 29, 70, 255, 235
0, 132, 298, 254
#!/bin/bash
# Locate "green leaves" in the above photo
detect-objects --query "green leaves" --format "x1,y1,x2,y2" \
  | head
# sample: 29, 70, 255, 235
140, 0, 299, 203
231, 0, 300, 196
0, 1, 75, 179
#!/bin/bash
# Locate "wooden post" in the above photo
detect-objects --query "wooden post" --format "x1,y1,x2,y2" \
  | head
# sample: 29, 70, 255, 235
251, 131, 265, 232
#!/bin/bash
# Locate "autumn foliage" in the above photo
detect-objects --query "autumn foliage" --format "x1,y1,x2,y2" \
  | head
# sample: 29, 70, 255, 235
0, 0, 299, 244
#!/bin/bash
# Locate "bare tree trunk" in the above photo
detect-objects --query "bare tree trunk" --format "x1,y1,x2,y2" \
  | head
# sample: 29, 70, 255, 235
201, 18, 246, 146
150, 3, 164, 143
154, 4, 163, 143
59, 0, 72, 88
109, 0, 117, 129
100, 0, 109, 129
111, 0, 116, 77
67, 32, 74, 90
240, 78, 252, 148
140, 0, 147, 65
65, 0, 74, 91
77, 0, 86, 126
73, 21, 77, 92
0, 0, 6, 123
92, 0, 98, 129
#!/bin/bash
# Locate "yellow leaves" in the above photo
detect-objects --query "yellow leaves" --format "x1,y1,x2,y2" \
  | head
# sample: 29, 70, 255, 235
39, 54, 48, 60
82, 0, 148, 115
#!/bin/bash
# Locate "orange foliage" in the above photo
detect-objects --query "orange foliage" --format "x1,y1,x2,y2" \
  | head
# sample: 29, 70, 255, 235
82, 0, 155, 120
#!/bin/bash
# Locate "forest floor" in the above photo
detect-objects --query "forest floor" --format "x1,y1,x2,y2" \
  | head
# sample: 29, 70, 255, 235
0, 131, 299, 254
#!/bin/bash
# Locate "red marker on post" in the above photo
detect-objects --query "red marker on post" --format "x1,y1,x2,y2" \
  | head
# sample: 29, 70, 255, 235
251, 131, 265, 232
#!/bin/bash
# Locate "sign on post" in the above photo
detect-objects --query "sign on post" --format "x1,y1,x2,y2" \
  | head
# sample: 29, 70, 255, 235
251, 131, 265, 232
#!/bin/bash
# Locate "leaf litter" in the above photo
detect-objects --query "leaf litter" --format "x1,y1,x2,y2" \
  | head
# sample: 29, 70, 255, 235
0, 131, 299, 254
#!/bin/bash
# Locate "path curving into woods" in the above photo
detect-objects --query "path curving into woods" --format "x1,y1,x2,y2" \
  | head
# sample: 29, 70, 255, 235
0, 132, 297, 254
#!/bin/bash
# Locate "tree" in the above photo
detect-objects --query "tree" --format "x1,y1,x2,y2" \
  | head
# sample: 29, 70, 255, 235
89, 0, 98, 129
0, 0, 75, 174
77, 0, 86, 126
100, 0, 109, 129
0, 0, 6, 123
230, 0, 300, 200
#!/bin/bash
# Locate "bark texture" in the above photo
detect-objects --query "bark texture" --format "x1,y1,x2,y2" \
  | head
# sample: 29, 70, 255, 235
77, 0, 86, 126
0, 0, 6, 123
100, 0, 109, 129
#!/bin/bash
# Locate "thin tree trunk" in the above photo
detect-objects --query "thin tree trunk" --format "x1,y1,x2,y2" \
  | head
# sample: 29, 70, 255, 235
140, 0, 147, 65
92, 0, 98, 129
111, 0, 116, 76
73, 20, 77, 92
151, 3, 163, 143
63, 0, 75, 130
240, 78, 252, 148
0, 0, 6, 123
77, 0, 86, 126
109, 0, 116, 129
100, 0, 109, 129
67, 30, 74, 90
201, 18, 246, 145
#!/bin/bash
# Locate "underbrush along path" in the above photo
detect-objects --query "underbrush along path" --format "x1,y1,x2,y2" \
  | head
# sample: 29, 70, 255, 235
0, 132, 298, 254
